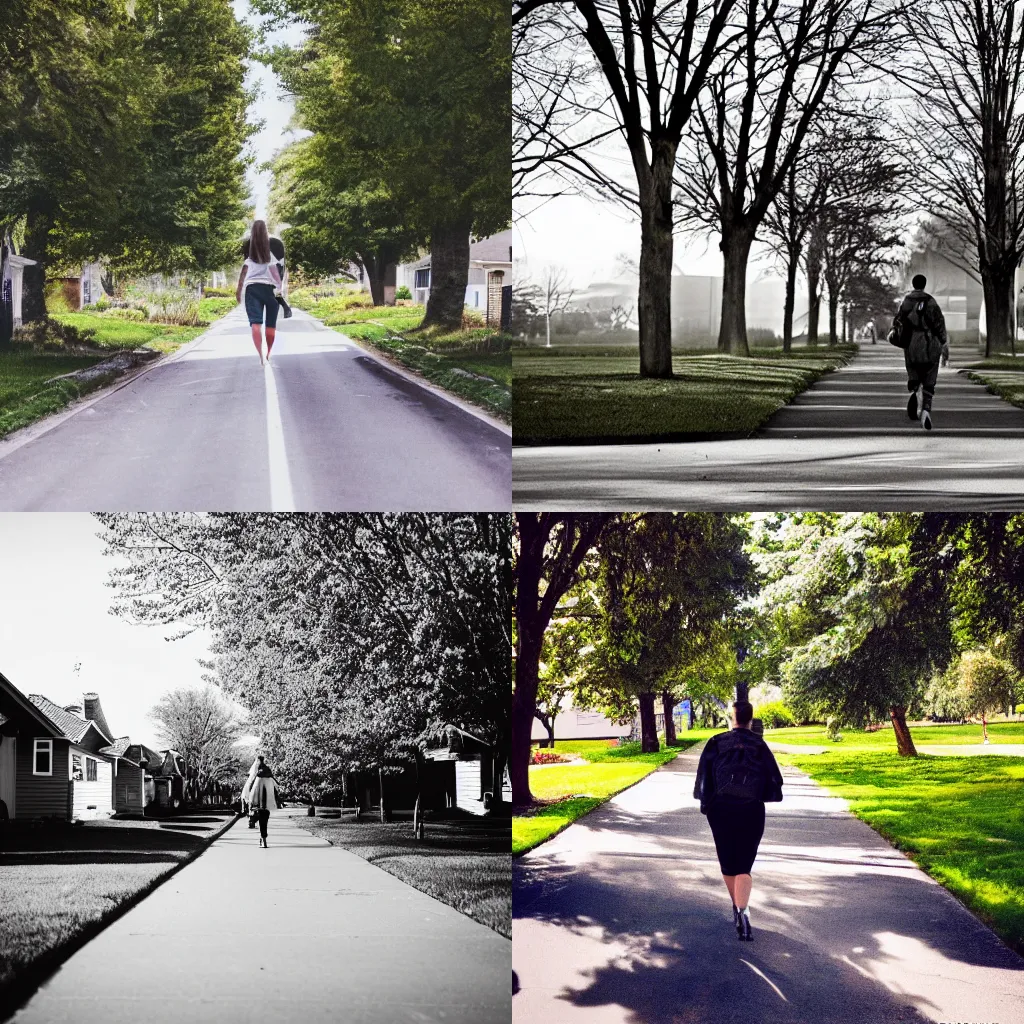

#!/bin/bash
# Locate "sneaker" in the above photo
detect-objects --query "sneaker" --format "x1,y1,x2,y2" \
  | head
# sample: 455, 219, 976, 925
740, 909, 752, 941
907, 390, 918, 420
920, 408, 932, 431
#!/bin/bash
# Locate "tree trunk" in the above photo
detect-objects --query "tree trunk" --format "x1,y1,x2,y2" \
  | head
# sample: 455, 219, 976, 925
662, 692, 677, 746
889, 706, 918, 757
782, 247, 800, 353
636, 156, 675, 377
806, 236, 822, 347
535, 712, 554, 748
21, 208, 52, 324
828, 289, 839, 346
982, 266, 1016, 356
511, 629, 543, 806
360, 254, 386, 306
545, 313, 551, 347
379, 767, 387, 822
422, 218, 471, 330
638, 692, 660, 753
717, 229, 753, 355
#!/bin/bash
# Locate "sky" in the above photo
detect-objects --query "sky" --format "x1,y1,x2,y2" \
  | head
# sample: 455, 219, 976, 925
0, 514, 215, 749
231, 1, 309, 221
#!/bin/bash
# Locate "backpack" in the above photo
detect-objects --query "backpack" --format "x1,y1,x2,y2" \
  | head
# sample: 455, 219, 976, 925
887, 310, 910, 349
712, 731, 767, 803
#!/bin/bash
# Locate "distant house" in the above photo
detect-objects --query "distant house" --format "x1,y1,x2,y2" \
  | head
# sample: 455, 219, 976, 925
118, 744, 185, 811
531, 701, 633, 743
422, 725, 508, 815
394, 230, 512, 326
0, 235, 38, 334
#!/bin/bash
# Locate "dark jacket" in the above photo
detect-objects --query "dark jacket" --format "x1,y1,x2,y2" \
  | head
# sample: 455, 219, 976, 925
895, 289, 949, 365
693, 728, 784, 815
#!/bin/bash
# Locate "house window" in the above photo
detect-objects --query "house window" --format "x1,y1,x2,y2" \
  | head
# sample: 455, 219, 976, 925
415, 268, 430, 289
474, 291, 480, 307
33, 739, 53, 776
86, 757, 97, 782
71, 753, 83, 781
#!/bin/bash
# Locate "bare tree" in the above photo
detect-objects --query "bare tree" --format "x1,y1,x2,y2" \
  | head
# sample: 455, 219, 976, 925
536, 264, 575, 345
513, 0, 741, 378
901, 0, 1024, 356
676, 0, 896, 355
150, 686, 246, 803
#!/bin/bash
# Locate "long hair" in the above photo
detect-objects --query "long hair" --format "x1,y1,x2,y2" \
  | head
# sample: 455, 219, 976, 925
249, 219, 271, 264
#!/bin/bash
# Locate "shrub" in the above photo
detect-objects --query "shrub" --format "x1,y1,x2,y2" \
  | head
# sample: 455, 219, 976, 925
394, 285, 412, 300
101, 307, 148, 321
825, 717, 843, 742
1016, 703, 1024, 716
203, 286, 234, 298
758, 701, 795, 729
530, 750, 571, 765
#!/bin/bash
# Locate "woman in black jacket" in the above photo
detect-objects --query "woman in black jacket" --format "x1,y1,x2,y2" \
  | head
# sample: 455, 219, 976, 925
693, 700, 784, 941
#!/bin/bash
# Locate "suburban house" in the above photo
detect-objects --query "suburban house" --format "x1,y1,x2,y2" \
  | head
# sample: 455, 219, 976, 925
422, 725, 508, 815
394, 229, 512, 326
531, 700, 633, 744
0, 242, 38, 333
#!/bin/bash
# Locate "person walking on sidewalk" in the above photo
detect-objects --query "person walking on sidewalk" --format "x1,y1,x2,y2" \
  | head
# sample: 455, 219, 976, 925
694, 700, 784, 941
235, 219, 283, 366
249, 762, 282, 848
890, 274, 950, 431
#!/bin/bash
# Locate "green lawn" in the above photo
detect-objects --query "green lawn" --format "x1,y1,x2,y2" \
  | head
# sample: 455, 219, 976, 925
782, 751, 1024, 955
290, 294, 511, 420
294, 814, 511, 938
513, 344, 856, 444
0, 813, 234, 1002
962, 359, 1024, 411
513, 738, 699, 856
764, 721, 1024, 749
51, 313, 207, 353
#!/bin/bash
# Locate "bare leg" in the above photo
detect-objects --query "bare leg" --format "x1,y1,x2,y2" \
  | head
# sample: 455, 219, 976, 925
250, 324, 264, 364
734, 873, 752, 909
722, 874, 737, 903
265, 326, 276, 360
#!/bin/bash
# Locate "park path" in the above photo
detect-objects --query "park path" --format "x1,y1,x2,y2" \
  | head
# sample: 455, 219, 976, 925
11, 812, 510, 1024
760, 341, 1024, 438
512, 343, 1024, 508
0, 307, 510, 511
513, 743, 1024, 1024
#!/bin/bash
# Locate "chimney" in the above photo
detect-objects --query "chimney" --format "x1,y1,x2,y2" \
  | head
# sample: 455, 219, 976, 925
82, 692, 114, 741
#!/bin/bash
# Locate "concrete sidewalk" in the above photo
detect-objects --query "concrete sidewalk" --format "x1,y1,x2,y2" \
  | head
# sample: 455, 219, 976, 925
513, 745, 1024, 1023
761, 342, 1024, 438
11, 812, 510, 1024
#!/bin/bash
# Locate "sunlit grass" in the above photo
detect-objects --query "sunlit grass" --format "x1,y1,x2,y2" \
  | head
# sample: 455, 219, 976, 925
765, 721, 1024, 749
783, 751, 1024, 954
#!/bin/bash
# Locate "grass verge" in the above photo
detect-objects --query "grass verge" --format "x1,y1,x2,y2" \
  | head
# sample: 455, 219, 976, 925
513, 344, 856, 444
962, 360, 1024, 411
780, 751, 1024, 956
764, 721, 1024, 750
513, 738, 699, 856
0, 813, 236, 1012
291, 295, 511, 421
50, 313, 207, 353
294, 814, 511, 938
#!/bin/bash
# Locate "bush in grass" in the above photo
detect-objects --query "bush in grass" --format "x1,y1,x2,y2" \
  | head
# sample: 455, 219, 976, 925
203, 286, 234, 298
14, 316, 97, 349
825, 717, 843, 742
395, 285, 412, 300
1017, 703, 1024, 716
101, 307, 148, 321
758, 700, 795, 729
531, 750, 570, 765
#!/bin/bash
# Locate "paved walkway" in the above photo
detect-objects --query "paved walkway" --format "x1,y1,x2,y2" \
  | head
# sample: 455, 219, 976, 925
513, 344, 1024, 508
761, 342, 1024, 438
12, 812, 510, 1024
513, 745, 1024, 1023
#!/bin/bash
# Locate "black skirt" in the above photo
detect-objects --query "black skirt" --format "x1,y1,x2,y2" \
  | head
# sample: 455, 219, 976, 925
706, 798, 766, 875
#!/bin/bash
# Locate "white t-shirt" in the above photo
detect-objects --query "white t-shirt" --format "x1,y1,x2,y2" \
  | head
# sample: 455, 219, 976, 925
243, 257, 279, 289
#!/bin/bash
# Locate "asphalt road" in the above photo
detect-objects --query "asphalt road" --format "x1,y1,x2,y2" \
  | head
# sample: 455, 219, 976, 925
0, 308, 510, 510
513, 343, 1024, 508
513, 743, 1024, 1024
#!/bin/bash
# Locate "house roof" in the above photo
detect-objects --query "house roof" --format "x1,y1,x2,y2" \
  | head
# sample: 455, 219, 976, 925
99, 736, 143, 766
0, 672, 62, 737
470, 230, 513, 264
27, 694, 113, 745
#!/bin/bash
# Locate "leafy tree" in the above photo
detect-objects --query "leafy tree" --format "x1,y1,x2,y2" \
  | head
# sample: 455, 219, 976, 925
149, 686, 246, 802
268, 136, 422, 302
754, 513, 957, 756
577, 513, 751, 753
261, 0, 510, 330
954, 650, 1019, 731
96, 513, 509, 818
921, 667, 969, 723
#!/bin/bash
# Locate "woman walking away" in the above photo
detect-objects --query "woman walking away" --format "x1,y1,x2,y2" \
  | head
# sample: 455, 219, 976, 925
694, 701, 784, 941
240, 755, 262, 827
249, 761, 281, 848
235, 219, 283, 366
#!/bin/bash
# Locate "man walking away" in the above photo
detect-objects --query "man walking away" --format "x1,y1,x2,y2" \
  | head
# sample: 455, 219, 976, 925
894, 274, 949, 430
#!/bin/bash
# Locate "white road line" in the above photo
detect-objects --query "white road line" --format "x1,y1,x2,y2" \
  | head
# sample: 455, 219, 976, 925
739, 958, 789, 1002
264, 362, 296, 511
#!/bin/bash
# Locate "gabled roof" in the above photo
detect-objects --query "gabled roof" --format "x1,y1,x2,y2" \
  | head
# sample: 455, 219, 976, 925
0, 671, 62, 737
27, 694, 113, 745
99, 736, 142, 765
470, 230, 513, 264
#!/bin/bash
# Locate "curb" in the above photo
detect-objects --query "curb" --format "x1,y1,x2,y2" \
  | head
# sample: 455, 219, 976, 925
0, 812, 240, 1023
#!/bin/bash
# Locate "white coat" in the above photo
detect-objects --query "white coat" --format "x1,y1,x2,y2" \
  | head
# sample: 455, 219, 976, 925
249, 774, 281, 811
240, 758, 260, 808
